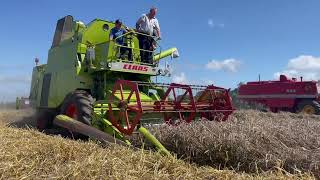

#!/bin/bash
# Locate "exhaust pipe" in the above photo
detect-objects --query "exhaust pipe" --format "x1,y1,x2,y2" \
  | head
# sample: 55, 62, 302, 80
153, 47, 179, 62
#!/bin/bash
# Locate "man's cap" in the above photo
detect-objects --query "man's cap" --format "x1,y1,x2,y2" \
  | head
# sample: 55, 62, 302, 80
115, 19, 122, 24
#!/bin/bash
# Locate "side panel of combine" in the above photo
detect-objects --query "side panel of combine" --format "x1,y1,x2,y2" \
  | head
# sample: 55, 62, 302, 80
43, 16, 93, 109
82, 19, 114, 45
82, 20, 114, 66
52, 15, 74, 48
29, 65, 46, 108
40, 73, 52, 107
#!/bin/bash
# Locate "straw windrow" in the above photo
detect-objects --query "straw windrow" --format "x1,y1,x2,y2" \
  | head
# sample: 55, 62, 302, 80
140, 111, 320, 178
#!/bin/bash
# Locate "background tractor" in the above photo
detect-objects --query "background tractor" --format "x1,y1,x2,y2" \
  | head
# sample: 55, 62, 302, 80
238, 74, 320, 115
15, 97, 31, 110
29, 15, 234, 153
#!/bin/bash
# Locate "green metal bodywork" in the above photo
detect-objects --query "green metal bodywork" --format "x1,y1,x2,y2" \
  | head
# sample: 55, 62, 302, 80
30, 17, 177, 109
29, 16, 177, 154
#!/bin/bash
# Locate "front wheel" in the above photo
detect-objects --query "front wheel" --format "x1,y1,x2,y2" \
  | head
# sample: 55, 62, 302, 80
61, 90, 94, 125
295, 100, 320, 115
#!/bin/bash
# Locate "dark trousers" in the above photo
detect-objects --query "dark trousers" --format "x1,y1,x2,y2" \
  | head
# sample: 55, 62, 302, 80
120, 45, 132, 61
138, 34, 154, 64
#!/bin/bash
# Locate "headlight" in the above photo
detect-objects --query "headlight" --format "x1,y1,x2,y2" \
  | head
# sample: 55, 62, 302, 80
100, 61, 106, 67
157, 69, 163, 75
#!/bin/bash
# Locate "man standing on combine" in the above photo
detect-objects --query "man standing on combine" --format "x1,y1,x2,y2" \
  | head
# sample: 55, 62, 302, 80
135, 7, 161, 64
110, 19, 132, 61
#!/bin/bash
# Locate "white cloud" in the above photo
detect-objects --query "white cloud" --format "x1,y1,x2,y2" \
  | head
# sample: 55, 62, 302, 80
172, 72, 188, 84
206, 58, 241, 72
207, 19, 224, 28
208, 19, 214, 27
274, 70, 298, 79
287, 55, 320, 71
274, 55, 320, 80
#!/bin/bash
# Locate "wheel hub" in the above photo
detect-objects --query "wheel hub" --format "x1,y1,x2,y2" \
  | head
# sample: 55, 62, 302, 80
302, 105, 315, 114
117, 100, 128, 111
66, 103, 78, 119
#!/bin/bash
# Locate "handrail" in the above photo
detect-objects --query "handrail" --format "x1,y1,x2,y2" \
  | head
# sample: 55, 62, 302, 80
97, 30, 158, 46
94, 30, 161, 54
111, 31, 160, 63
114, 44, 154, 53
90, 30, 163, 66
112, 30, 161, 51
132, 31, 162, 50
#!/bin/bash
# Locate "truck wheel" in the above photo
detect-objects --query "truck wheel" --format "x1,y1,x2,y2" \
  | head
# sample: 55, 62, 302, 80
61, 90, 94, 125
296, 100, 320, 115
36, 108, 57, 131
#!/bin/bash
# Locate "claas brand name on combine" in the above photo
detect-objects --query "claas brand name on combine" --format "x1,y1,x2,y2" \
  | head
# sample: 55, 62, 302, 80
123, 64, 148, 71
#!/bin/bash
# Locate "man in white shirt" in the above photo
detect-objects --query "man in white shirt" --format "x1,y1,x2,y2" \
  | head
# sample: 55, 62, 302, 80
135, 7, 161, 64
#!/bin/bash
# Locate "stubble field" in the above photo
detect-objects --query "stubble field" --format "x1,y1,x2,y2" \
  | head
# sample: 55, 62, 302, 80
0, 108, 319, 179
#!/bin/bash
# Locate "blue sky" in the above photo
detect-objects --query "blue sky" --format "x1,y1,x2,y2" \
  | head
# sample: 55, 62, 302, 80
0, 0, 319, 102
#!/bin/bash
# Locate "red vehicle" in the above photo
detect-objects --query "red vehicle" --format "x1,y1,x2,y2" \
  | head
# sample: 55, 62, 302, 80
238, 75, 320, 114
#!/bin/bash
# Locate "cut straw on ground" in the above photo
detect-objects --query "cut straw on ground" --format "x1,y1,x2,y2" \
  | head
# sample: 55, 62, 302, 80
0, 109, 317, 179
137, 110, 320, 178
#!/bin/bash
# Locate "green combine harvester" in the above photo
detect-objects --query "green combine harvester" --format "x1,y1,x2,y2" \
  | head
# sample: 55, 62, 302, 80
29, 15, 234, 154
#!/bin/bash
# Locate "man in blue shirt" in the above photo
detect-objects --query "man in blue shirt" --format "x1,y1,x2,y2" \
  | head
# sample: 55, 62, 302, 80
110, 19, 132, 61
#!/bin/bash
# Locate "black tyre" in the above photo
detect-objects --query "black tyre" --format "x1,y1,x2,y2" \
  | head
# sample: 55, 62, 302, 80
36, 108, 57, 131
295, 100, 320, 115
60, 90, 94, 125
